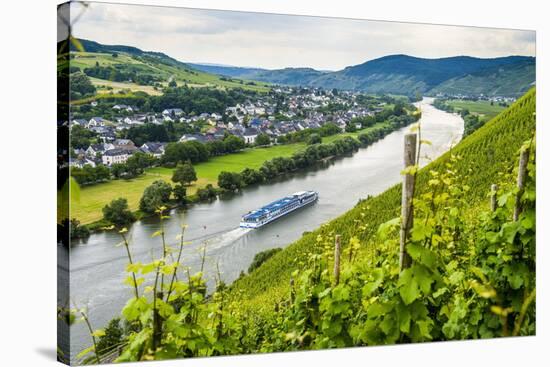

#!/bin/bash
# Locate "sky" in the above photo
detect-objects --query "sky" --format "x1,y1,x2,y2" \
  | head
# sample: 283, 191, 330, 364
65, 2, 536, 71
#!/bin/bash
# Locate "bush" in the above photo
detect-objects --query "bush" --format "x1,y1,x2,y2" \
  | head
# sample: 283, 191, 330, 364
306, 133, 322, 145
173, 184, 187, 204
218, 171, 243, 191
241, 168, 265, 186
139, 180, 172, 213
102, 198, 136, 227
69, 218, 90, 239
196, 184, 217, 201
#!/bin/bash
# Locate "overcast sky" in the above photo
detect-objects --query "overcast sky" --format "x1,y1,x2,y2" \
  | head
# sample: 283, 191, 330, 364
67, 2, 535, 71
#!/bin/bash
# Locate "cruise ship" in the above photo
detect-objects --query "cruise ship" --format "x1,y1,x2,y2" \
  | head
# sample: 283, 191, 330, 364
240, 191, 319, 229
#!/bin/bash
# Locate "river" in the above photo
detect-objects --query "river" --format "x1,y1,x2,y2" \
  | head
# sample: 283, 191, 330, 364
66, 97, 463, 358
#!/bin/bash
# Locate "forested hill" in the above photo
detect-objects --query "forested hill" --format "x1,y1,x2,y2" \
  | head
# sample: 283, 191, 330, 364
228, 87, 536, 310
192, 55, 535, 97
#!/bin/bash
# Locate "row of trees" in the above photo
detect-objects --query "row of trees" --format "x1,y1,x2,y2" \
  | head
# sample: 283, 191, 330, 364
84, 65, 162, 86
162, 135, 246, 165
217, 137, 361, 191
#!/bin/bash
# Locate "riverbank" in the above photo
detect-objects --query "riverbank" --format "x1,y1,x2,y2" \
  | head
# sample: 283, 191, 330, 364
72, 121, 411, 225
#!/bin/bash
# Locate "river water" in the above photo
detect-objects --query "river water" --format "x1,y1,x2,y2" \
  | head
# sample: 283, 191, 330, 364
67, 98, 463, 358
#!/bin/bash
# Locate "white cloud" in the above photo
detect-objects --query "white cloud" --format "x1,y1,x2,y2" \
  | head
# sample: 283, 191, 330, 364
70, 2, 535, 70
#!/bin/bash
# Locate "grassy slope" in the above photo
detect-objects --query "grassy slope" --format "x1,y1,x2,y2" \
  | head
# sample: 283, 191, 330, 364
445, 99, 506, 121
72, 127, 380, 223
71, 52, 271, 93
228, 88, 536, 311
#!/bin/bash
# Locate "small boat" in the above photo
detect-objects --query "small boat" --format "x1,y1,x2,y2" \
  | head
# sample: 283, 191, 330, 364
240, 191, 319, 229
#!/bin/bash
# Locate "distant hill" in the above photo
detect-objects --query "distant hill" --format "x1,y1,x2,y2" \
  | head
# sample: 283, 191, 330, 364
192, 54, 535, 97
68, 39, 535, 97
65, 39, 271, 93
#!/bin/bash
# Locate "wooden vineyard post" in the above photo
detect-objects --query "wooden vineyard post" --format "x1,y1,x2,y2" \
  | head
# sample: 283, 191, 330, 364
333, 235, 341, 286
490, 184, 499, 212
400, 133, 417, 271
513, 148, 530, 221
289, 277, 295, 304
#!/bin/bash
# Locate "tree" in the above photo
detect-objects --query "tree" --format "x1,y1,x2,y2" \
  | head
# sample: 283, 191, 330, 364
126, 152, 156, 177
241, 168, 265, 185
172, 161, 197, 186
218, 171, 243, 191
70, 72, 96, 98
306, 133, 322, 145
255, 133, 271, 147
111, 163, 128, 179
139, 180, 172, 213
102, 198, 135, 226
69, 218, 90, 239
70, 125, 98, 149
173, 184, 187, 204
168, 79, 177, 88
96, 318, 123, 356
223, 135, 245, 153
197, 184, 217, 201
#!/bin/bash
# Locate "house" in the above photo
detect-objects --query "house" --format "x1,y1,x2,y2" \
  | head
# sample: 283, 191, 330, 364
162, 108, 184, 117
71, 119, 88, 128
88, 117, 105, 127
140, 142, 166, 158
99, 130, 116, 142
179, 134, 208, 143
102, 148, 134, 166
113, 139, 135, 147
211, 113, 223, 121
86, 143, 109, 157
243, 128, 259, 144
70, 157, 96, 168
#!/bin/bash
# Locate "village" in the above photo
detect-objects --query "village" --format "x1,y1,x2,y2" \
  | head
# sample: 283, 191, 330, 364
69, 87, 387, 168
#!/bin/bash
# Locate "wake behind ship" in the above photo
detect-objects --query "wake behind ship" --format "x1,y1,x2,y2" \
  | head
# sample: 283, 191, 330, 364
240, 191, 319, 229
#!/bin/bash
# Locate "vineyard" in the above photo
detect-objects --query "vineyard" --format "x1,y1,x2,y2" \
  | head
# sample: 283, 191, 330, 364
68, 88, 535, 363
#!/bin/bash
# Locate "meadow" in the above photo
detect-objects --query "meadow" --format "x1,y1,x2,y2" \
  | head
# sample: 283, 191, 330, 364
445, 99, 506, 121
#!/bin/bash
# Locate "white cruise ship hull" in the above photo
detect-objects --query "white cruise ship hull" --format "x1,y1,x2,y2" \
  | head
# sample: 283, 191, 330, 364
240, 192, 318, 229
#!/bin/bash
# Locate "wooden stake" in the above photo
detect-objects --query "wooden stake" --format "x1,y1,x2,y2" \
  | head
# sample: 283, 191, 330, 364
400, 133, 417, 271
490, 184, 499, 212
289, 277, 295, 304
513, 148, 530, 221
333, 235, 341, 286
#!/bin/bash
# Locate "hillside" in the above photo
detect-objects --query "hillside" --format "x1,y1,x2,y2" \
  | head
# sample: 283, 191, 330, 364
66, 39, 271, 93
194, 54, 535, 96
431, 58, 535, 96
228, 88, 536, 309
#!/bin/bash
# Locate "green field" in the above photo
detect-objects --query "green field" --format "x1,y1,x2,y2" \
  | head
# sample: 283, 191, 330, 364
72, 127, 382, 224
71, 52, 271, 93
446, 99, 506, 121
